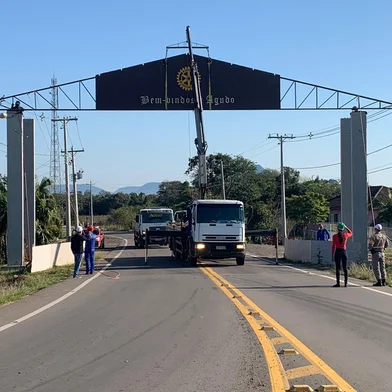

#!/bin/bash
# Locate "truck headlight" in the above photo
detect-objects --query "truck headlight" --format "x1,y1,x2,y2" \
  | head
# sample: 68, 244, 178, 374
236, 244, 245, 250
196, 243, 205, 250
142, 231, 146, 235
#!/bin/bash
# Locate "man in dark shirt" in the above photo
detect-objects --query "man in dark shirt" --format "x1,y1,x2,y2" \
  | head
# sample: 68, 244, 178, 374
71, 226, 89, 278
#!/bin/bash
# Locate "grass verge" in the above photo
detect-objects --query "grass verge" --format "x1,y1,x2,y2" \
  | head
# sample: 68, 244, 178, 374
282, 257, 392, 286
0, 265, 73, 306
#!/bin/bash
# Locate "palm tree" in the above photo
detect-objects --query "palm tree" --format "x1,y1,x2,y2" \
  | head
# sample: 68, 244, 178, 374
35, 178, 63, 245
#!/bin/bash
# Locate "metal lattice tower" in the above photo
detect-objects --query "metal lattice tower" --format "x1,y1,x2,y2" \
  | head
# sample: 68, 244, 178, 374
49, 76, 61, 193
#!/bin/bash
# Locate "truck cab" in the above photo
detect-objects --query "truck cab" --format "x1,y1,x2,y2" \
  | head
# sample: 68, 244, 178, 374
133, 208, 174, 248
168, 199, 246, 265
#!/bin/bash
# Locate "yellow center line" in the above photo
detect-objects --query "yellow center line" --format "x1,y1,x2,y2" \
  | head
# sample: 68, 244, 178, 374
200, 264, 357, 392
199, 265, 289, 392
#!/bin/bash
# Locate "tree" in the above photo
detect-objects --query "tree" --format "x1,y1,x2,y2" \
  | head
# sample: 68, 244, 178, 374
257, 169, 280, 205
301, 177, 340, 200
276, 167, 302, 198
0, 176, 7, 264
0, 175, 7, 237
286, 192, 330, 228
377, 203, 392, 226
107, 206, 137, 229
186, 153, 260, 205
247, 201, 278, 231
157, 181, 192, 210
35, 178, 63, 245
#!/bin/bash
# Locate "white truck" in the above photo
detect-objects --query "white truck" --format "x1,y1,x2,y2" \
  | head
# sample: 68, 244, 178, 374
160, 199, 246, 266
132, 208, 174, 248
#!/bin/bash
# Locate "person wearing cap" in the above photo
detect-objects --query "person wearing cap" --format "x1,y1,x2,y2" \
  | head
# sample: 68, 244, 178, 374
331, 222, 353, 287
84, 226, 97, 275
71, 226, 89, 279
368, 224, 389, 286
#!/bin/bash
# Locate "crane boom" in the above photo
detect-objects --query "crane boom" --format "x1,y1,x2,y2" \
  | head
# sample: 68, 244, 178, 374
186, 26, 208, 199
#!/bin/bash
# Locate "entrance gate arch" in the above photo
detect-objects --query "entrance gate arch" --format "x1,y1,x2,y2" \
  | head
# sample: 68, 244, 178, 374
1, 26, 390, 265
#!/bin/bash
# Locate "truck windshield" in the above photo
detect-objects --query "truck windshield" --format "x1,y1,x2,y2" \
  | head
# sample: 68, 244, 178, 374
196, 204, 245, 224
141, 213, 173, 223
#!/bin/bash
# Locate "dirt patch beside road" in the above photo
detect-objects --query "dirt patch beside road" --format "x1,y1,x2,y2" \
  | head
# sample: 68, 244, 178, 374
246, 243, 285, 261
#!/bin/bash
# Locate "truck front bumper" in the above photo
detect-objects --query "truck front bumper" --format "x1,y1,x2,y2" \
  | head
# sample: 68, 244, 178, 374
194, 242, 245, 259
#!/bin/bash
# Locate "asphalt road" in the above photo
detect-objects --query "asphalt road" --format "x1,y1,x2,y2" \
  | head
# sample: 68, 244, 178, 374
1, 233, 391, 392
0, 233, 270, 392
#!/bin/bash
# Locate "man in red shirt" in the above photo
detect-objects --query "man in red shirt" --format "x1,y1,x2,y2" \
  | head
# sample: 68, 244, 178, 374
332, 222, 353, 287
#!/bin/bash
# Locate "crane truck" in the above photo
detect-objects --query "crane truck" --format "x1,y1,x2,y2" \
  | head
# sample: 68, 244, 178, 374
144, 27, 246, 266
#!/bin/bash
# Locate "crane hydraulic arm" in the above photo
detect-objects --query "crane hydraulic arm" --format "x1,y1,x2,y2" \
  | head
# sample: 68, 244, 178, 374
186, 26, 208, 200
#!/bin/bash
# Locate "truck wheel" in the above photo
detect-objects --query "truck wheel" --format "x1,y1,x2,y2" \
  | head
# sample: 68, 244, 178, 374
236, 256, 245, 266
139, 240, 145, 249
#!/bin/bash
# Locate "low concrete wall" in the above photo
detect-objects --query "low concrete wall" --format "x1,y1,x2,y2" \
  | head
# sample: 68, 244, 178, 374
285, 239, 362, 265
31, 242, 73, 273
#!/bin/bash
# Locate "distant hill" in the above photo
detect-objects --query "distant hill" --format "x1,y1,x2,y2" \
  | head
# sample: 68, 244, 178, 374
256, 165, 264, 173
115, 182, 160, 195
55, 184, 105, 195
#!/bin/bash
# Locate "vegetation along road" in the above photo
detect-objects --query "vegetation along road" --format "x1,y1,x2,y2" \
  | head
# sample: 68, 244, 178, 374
0, 232, 391, 392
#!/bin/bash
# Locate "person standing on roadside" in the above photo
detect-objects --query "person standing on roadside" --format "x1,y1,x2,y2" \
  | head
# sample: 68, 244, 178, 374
71, 226, 89, 279
84, 226, 97, 275
332, 222, 353, 287
317, 224, 330, 241
368, 224, 389, 286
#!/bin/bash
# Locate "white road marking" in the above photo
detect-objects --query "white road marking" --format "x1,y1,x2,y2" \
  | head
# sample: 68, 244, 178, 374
246, 252, 392, 298
0, 237, 128, 333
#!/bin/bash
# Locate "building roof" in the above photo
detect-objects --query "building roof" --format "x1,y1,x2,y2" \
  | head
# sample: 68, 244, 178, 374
329, 186, 390, 210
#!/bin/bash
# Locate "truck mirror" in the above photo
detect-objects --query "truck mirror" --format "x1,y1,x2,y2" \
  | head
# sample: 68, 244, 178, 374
135, 215, 139, 223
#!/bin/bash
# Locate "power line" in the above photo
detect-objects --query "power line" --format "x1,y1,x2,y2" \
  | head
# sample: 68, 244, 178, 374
293, 162, 340, 170
368, 165, 392, 175
291, 143, 392, 170
248, 144, 279, 159
292, 108, 392, 140
367, 143, 392, 156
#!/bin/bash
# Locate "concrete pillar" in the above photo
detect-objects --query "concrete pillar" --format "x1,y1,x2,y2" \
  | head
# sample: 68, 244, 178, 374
6, 110, 24, 267
340, 118, 352, 233
23, 119, 36, 261
350, 110, 368, 261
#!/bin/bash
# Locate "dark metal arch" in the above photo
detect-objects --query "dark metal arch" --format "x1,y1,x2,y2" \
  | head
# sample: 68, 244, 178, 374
1, 54, 391, 113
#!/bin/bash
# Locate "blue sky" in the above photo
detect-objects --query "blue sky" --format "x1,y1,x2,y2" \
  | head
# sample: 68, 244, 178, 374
1, 0, 392, 192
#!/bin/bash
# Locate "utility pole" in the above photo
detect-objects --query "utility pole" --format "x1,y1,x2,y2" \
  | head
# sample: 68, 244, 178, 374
53, 116, 77, 240
221, 161, 226, 199
89, 180, 95, 226
68, 146, 84, 229
268, 133, 295, 245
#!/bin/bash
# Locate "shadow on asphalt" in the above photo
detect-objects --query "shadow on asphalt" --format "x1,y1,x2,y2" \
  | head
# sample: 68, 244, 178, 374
93, 256, 239, 271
